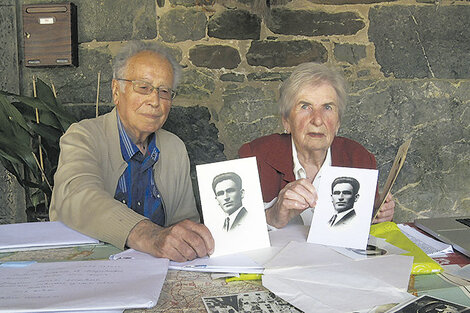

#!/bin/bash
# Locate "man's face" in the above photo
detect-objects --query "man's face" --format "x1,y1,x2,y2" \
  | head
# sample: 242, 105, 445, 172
331, 182, 358, 213
112, 50, 174, 143
214, 179, 244, 215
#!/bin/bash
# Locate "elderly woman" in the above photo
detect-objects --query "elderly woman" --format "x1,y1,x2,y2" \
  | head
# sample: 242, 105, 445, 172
239, 62, 394, 228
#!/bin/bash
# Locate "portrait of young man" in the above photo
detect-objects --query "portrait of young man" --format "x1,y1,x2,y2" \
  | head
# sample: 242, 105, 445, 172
212, 172, 248, 232
328, 176, 360, 227
196, 157, 270, 257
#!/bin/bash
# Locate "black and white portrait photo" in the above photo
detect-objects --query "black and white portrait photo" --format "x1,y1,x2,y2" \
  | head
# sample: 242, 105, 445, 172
328, 176, 360, 227
196, 157, 270, 257
307, 166, 378, 250
212, 172, 248, 232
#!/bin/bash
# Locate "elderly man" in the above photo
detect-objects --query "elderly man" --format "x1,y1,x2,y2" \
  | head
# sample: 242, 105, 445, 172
50, 41, 214, 262
212, 172, 248, 232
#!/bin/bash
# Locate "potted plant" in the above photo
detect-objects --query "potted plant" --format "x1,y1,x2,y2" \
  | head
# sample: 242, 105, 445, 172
0, 78, 76, 221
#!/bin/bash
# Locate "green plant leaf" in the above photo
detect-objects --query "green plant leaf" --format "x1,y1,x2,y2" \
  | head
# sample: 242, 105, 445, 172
0, 136, 39, 179
35, 78, 58, 108
0, 94, 29, 130
29, 122, 62, 144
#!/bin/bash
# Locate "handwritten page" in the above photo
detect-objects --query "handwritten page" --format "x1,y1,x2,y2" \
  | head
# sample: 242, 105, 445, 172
0, 221, 99, 252
0, 258, 168, 312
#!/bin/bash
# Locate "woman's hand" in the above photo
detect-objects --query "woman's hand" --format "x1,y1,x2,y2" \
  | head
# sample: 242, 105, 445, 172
266, 178, 317, 228
373, 193, 395, 223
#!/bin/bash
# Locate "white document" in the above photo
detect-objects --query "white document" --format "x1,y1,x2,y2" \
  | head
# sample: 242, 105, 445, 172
0, 221, 99, 252
0, 259, 168, 312
262, 241, 414, 313
307, 167, 378, 250
196, 157, 270, 257
110, 248, 263, 274
397, 224, 454, 256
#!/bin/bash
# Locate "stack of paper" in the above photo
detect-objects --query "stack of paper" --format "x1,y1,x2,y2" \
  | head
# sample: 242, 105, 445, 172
0, 221, 99, 252
110, 248, 264, 274
262, 241, 414, 313
0, 258, 168, 312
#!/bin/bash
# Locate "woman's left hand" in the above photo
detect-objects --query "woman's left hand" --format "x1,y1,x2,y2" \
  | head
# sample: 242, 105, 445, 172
373, 193, 395, 223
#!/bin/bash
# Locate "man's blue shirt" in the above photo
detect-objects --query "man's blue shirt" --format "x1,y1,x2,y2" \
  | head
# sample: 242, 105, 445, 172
114, 112, 165, 226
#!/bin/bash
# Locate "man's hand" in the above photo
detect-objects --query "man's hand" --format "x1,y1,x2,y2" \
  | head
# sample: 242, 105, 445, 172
126, 219, 214, 262
266, 178, 317, 228
373, 193, 395, 224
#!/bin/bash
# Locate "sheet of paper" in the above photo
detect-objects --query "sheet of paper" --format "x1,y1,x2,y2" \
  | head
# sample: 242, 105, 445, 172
0, 221, 99, 252
242, 224, 309, 266
397, 224, 454, 256
0, 259, 168, 312
196, 157, 270, 257
110, 248, 263, 274
307, 167, 378, 250
332, 235, 408, 260
442, 264, 470, 281
262, 242, 414, 313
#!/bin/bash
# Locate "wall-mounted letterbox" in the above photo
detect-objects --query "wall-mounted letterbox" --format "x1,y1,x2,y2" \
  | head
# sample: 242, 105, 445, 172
23, 3, 78, 67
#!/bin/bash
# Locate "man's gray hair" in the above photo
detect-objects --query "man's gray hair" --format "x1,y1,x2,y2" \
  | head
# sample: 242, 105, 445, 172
112, 41, 183, 89
279, 62, 347, 122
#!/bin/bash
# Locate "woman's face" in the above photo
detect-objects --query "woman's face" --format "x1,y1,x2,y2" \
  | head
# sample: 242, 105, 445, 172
282, 83, 340, 157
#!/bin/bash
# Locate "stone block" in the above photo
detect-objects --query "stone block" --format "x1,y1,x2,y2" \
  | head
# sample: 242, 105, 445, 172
267, 8, 365, 36
21, 0, 157, 42
246, 40, 327, 68
342, 79, 470, 222
189, 45, 241, 69
208, 9, 261, 40
247, 72, 291, 81
159, 8, 206, 43
369, 6, 470, 79
169, 0, 198, 6
307, 0, 395, 4
0, 3, 18, 92
220, 73, 245, 82
218, 85, 280, 157
334, 43, 366, 65
23, 45, 113, 104
177, 68, 216, 99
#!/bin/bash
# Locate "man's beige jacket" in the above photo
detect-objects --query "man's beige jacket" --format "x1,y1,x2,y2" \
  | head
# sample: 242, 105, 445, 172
50, 108, 199, 249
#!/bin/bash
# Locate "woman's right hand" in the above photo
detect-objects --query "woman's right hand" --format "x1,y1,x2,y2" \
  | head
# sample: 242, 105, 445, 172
265, 178, 318, 228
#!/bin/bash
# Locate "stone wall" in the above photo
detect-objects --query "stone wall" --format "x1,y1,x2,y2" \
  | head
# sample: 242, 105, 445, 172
1, 0, 469, 223
0, 0, 27, 224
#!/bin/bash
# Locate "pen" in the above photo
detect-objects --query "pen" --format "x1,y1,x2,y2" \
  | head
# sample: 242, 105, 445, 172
183, 264, 207, 268
225, 273, 262, 282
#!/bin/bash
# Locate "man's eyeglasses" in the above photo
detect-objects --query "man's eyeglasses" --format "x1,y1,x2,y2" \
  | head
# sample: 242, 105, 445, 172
115, 78, 176, 100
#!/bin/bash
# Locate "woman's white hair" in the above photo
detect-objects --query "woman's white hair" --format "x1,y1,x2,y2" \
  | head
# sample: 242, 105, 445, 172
279, 62, 347, 122
112, 41, 182, 89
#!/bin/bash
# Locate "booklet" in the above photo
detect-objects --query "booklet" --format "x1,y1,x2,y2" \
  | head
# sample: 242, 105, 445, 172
373, 138, 412, 219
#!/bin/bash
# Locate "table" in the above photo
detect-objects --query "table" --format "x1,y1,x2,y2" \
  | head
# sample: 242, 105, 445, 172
0, 244, 266, 312
1, 238, 469, 312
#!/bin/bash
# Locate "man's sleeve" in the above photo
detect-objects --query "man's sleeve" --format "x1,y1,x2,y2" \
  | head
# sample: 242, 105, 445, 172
49, 123, 146, 249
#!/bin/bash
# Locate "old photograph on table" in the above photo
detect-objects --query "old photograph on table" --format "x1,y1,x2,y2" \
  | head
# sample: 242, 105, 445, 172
307, 166, 378, 250
196, 157, 270, 257
387, 294, 470, 313
202, 291, 303, 313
